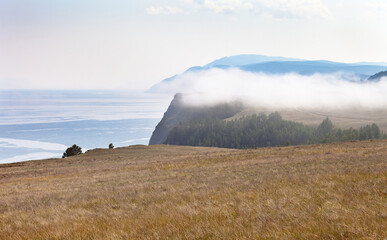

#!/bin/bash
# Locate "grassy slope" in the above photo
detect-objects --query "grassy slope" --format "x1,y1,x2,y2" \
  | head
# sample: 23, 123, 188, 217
228, 107, 387, 132
0, 141, 386, 239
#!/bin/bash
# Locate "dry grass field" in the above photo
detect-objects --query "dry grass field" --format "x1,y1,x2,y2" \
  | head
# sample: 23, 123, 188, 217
0, 141, 386, 239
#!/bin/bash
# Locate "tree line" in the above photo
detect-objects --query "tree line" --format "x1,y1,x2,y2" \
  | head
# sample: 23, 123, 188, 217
164, 112, 386, 149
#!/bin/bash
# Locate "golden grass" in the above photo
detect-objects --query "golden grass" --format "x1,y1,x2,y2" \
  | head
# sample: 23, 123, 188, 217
0, 141, 386, 239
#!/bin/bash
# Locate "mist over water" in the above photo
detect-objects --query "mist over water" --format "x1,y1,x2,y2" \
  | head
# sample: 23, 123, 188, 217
158, 68, 387, 109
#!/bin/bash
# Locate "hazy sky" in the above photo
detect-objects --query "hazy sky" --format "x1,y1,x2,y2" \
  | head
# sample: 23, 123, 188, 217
1, 0, 386, 90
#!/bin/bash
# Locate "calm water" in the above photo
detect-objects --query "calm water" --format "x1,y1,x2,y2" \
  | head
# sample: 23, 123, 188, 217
0, 90, 171, 164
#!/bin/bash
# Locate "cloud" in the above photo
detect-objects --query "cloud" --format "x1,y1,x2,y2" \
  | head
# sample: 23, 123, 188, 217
363, 1, 387, 19
256, 0, 332, 19
193, 0, 245, 13
154, 68, 387, 109
191, 0, 331, 18
367, 0, 387, 10
146, 5, 184, 15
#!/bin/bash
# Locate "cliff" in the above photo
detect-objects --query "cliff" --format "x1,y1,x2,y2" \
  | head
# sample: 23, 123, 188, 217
149, 94, 244, 145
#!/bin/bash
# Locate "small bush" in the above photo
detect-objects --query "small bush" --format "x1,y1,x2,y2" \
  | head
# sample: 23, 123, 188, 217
109, 143, 114, 149
62, 144, 82, 158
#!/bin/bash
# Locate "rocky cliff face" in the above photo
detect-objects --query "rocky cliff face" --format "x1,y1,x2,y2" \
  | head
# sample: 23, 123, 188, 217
149, 94, 186, 145
149, 94, 244, 145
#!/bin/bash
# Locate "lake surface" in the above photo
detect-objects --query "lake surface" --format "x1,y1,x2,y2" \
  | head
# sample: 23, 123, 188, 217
0, 90, 172, 164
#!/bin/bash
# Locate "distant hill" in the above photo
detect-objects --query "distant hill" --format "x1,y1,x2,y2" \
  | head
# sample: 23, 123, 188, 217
204, 54, 301, 67
368, 71, 387, 81
240, 61, 385, 76
148, 54, 387, 93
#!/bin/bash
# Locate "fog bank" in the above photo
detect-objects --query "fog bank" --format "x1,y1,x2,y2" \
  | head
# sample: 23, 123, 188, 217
158, 68, 387, 109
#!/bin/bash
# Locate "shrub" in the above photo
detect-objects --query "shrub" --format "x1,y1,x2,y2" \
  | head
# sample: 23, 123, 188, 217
109, 143, 114, 149
62, 144, 82, 158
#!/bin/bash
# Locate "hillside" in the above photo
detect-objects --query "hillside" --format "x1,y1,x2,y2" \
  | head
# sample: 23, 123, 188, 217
0, 141, 386, 239
229, 107, 387, 132
165, 113, 385, 148
150, 94, 387, 146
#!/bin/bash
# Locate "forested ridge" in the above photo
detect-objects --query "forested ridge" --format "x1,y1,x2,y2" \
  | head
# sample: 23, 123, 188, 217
165, 112, 386, 148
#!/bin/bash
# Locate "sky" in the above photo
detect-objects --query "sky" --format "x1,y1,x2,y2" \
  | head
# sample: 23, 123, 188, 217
0, 0, 386, 90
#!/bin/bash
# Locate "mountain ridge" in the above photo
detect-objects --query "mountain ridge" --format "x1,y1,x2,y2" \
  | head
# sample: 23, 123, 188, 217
148, 54, 387, 93
204, 54, 302, 67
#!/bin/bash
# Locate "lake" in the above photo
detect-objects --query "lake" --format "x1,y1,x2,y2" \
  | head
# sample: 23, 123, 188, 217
0, 90, 172, 164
